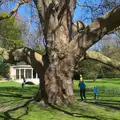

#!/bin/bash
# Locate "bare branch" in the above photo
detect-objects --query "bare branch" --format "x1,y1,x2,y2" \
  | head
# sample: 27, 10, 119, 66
76, 1, 93, 10
0, 0, 3, 5
76, 0, 102, 12
33, 0, 45, 25
0, 0, 30, 21
85, 51, 120, 70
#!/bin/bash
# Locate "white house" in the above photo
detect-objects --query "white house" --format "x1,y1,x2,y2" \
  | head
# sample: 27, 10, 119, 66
9, 62, 39, 84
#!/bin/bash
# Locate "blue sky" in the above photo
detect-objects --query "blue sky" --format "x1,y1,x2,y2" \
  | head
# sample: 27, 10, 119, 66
1, 0, 103, 30
73, 0, 101, 23
1, 0, 117, 26
18, 0, 101, 25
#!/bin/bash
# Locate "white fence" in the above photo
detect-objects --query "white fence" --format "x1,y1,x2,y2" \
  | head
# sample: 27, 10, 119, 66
15, 78, 39, 85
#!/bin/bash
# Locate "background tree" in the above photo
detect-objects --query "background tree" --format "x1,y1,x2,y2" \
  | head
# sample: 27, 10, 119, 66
0, 12, 26, 78
75, 59, 102, 80
0, 56, 9, 79
99, 35, 120, 78
0, 12, 25, 49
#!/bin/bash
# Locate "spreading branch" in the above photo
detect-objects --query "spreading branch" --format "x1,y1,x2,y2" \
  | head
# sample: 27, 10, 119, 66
82, 5, 120, 49
71, 5, 120, 51
0, 0, 30, 21
0, 46, 46, 70
85, 51, 120, 70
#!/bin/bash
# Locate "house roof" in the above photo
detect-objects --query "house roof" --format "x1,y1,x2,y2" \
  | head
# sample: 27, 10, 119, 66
11, 65, 32, 69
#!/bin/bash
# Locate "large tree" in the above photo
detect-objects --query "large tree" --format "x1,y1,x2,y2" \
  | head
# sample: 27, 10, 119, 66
0, 0, 120, 105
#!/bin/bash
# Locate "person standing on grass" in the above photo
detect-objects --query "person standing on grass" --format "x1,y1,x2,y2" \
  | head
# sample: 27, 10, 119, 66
22, 77, 26, 88
79, 75, 86, 101
93, 86, 98, 100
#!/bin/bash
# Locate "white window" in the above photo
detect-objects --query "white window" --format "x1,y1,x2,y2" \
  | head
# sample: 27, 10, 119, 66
16, 69, 19, 79
25, 69, 32, 78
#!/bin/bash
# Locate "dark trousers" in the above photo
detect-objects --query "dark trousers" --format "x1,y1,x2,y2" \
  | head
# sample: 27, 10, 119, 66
22, 83, 24, 88
94, 93, 98, 99
80, 89, 86, 100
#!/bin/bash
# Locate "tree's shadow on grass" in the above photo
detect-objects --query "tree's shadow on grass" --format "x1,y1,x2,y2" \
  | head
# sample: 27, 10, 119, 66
0, 93, 32, 99
87, 101, 120, 110
0, 99, 33, 120
50, 105, 101, 120
0, 86, 37, 119
100, 99, 120, 103
0, 86, 38, 100
0, 86, 38, 92
0, 86, 119, 120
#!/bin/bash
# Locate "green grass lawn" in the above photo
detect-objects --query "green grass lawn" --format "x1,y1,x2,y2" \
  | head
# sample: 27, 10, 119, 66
0, 79, 120, 120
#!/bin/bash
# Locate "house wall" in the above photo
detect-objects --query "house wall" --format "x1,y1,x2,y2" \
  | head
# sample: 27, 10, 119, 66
9, 66, 16, 80
9, 65, 39, 84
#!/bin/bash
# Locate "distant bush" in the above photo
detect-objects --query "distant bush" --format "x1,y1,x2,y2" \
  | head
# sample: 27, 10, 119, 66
0, 75, 4, 80
84, 72, 97, 81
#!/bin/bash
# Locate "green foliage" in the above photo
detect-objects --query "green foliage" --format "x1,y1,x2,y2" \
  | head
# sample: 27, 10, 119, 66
76, 59, 101, 80
0, 75, 3, 80
0, 63, 10, 77
99, 37, 120, 78
33, 44, 45, 55
98, 65, 120, 78
0, 55, 10, 77
0, 12, 25, 49
0, 56, 3, 64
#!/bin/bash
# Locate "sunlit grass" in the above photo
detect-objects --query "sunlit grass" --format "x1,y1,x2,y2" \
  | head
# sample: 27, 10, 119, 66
0, 79, 120, 120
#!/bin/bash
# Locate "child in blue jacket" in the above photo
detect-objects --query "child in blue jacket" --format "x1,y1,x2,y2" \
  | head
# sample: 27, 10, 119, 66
93, 86, 98, 99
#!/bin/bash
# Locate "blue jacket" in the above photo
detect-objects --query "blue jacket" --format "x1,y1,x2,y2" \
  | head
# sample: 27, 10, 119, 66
79, 82, 86, 89
93, 87, 98, 94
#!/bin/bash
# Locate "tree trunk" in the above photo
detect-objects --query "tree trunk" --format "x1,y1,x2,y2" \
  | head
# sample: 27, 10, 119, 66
33, 46, 75, 104
35, 54, 76, 105
33, 0, 79, 105
45, 56, 76, 104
